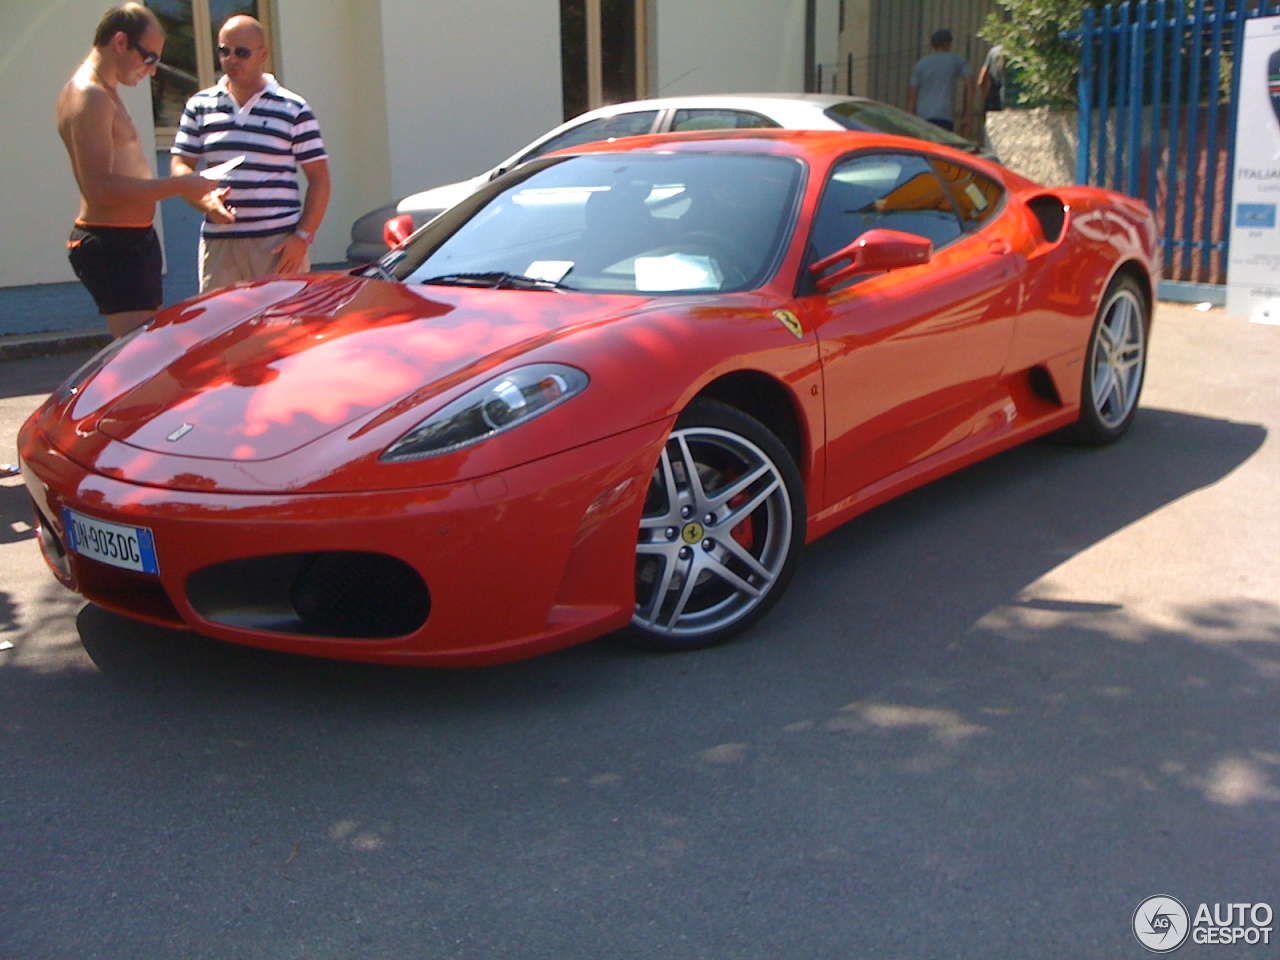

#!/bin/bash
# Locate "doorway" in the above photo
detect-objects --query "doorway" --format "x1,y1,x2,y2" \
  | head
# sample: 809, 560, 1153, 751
560, 0, 648, 120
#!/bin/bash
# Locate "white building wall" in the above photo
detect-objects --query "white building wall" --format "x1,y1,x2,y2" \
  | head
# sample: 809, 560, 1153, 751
378, 0, 564, 200
273, 0, 393, 264
652, 0, 809, 96
0, 0, 160, 287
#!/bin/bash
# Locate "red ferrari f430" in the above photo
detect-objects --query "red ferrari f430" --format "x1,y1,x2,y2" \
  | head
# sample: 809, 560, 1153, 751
18, 130, 1157, 665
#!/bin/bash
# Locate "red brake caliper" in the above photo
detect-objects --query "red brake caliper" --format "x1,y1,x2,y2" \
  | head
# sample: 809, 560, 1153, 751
728, 488, 755, 550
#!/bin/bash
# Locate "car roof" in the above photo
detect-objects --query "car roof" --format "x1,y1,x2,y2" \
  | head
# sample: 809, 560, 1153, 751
560, 126, 990, 167
588, 93, 871, 112
571, 94, 859, 128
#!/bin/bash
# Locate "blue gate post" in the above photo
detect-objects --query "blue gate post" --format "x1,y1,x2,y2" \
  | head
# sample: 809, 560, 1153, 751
1125, 1, 1147, 197
1162, 2, 1184, 278
1118, 2, 1136, 192
1078, 6, 1096, 185
1201, 0, 1226, 277
1097, 4, 1114, 187
1223, 5, 1247, 275
1146, 0, 1166, 220
1180, 0, 1206, 278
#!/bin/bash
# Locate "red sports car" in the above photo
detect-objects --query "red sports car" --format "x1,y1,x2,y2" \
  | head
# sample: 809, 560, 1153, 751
17, 129, 1157, 666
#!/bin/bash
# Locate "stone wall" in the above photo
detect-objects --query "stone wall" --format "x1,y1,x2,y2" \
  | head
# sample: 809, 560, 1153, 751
985, 107, 1079, 186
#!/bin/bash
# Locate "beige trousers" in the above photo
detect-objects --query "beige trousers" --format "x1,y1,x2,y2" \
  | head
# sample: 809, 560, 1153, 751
198, 232, 311, 293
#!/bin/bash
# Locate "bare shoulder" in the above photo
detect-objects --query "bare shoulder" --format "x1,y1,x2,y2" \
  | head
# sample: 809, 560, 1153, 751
57, 68, 114, 134
58, 67, 110, 112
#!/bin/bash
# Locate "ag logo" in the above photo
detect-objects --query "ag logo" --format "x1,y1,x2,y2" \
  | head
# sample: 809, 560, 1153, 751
1134, 895, 1190, 953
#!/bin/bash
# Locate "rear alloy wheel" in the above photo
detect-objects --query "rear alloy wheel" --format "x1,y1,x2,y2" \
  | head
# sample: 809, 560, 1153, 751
1063, 275, 1149, 444
629, 399, 805, 651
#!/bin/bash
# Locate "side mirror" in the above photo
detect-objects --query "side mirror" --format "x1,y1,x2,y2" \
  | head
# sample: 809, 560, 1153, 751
383, 214, 416, 248
809, 228, 932, 292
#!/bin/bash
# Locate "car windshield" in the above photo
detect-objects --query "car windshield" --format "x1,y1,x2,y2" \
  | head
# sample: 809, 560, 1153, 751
825, 99, 980, 153
385, 152, 805, 294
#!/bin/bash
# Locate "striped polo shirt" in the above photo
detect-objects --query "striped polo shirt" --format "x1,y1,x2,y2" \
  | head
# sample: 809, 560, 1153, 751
172, 74, 327, 239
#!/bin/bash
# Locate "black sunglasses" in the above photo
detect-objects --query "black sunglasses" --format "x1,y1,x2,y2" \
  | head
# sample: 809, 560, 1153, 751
129, 38, 161, 67
217, 44, 257, 59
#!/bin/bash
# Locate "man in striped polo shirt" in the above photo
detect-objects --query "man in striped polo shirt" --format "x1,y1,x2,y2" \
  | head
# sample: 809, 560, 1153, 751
170, 15, 330, 293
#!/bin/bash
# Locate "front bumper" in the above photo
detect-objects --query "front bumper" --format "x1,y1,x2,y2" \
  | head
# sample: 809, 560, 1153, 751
18, 417, 670, 666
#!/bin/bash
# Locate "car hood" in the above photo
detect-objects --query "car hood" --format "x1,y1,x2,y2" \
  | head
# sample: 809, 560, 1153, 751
72, 274, 650, 464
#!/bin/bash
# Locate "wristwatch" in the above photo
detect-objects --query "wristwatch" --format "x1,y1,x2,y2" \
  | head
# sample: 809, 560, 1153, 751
294, 227, 314, 245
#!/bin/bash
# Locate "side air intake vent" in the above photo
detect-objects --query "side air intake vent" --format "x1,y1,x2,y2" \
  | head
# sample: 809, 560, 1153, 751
1027, 195, 1067, 244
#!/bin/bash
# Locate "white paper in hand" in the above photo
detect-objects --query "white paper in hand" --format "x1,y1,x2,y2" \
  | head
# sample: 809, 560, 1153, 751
200, 156, 245, 180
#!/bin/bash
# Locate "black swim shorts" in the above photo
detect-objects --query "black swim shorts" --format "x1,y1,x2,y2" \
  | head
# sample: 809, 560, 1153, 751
67, 223, 163, 315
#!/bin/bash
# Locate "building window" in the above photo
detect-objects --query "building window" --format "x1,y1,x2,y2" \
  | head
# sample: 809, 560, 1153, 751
560, 0, 647, 121
146, 1, 273, 145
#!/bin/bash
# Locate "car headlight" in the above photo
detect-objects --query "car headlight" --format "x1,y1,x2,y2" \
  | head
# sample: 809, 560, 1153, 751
54, 320, 153, 403
381, 363, 589, 462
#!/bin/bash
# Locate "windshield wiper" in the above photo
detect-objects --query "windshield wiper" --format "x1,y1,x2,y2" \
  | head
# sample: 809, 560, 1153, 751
421, 271, 571, 291
360, 261, 397, 282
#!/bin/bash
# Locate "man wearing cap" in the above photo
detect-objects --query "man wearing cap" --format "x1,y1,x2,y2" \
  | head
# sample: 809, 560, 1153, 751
907, 28, 975, 136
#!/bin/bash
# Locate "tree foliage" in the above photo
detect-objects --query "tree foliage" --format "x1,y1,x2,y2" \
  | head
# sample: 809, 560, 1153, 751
980, 0, 1110, 108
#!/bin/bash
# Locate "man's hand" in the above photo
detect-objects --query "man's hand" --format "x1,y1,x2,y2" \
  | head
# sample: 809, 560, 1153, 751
271, 233, 310, 275
203, 186, 236, 224
174, 173, 219, 205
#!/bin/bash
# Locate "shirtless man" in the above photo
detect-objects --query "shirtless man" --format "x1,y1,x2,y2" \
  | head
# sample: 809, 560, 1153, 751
57, 3, 230, 337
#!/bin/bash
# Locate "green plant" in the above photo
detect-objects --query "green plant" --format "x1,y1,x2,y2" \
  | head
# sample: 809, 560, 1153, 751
980, 0, 1109, 108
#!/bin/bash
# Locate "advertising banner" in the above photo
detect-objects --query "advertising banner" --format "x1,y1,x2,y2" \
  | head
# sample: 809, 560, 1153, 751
1226, 16, 1280, 324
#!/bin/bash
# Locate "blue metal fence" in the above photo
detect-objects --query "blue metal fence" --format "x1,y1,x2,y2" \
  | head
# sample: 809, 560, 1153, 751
1076, 0, 1280, 295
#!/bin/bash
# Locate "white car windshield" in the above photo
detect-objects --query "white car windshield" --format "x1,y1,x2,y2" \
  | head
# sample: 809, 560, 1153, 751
388, 153, 805, 294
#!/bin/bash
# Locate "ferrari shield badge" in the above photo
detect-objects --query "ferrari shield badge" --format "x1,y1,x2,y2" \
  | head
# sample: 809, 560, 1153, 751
773, 309, 803, 339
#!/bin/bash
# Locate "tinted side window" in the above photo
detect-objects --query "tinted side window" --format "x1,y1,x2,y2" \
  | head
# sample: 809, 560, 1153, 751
809, 153, 963, 263
929, 159, 1004, 229
521, 110, 661, 163
670, 109, 781, 132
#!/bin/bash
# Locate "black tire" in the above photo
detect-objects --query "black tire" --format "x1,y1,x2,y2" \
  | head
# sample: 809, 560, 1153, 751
627, 399, 806, 651
1059, 274, 1149, 445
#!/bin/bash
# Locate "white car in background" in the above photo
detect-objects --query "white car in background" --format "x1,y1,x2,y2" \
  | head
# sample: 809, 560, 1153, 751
346, 92, 997, 262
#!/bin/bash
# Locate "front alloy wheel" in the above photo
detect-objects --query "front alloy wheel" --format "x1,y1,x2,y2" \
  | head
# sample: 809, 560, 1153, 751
630, 400, 805, 651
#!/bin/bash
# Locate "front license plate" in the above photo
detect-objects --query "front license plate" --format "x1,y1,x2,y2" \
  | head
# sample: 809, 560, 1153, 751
62, 507, 160, 575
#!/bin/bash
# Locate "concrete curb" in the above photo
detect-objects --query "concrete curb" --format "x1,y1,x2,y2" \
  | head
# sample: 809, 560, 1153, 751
0, 330, 110, 363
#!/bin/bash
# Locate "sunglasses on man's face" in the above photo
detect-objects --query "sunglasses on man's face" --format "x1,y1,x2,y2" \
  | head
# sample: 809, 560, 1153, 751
217, 45, 258, 60
130, 38, 161, 67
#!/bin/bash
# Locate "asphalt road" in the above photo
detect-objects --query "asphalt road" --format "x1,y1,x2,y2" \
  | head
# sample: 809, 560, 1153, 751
2, 303, 1279, 960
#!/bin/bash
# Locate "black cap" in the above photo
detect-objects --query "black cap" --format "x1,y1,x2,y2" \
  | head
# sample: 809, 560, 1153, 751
931, 28, 953, 46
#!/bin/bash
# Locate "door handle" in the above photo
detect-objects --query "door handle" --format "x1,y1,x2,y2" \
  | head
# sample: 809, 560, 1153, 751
988, 239, 1012, 256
